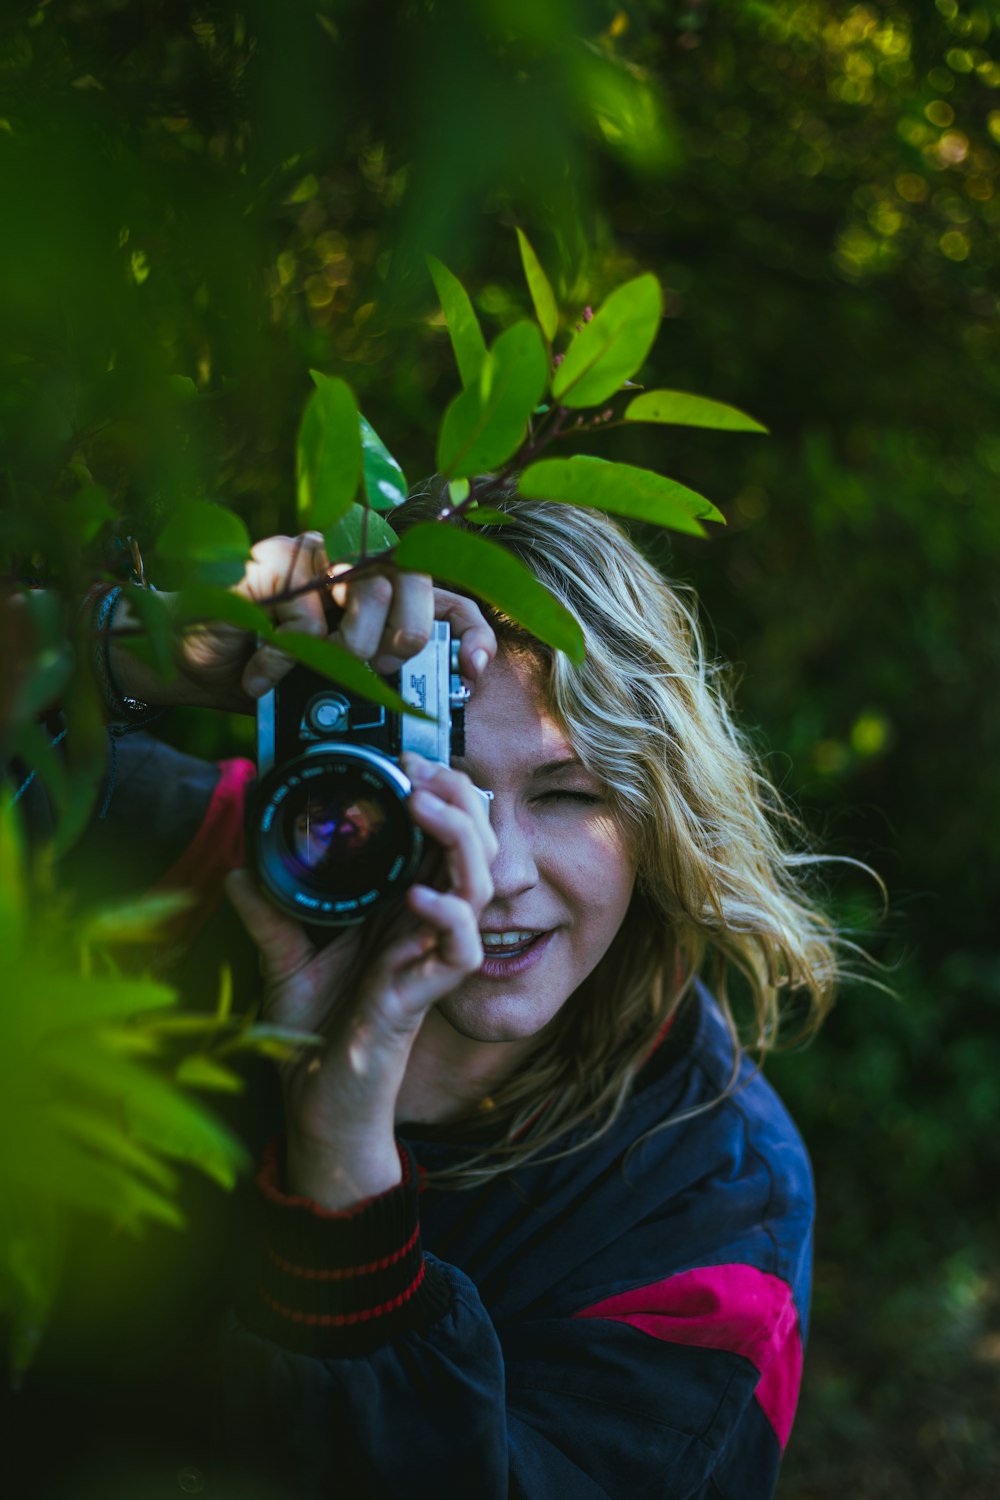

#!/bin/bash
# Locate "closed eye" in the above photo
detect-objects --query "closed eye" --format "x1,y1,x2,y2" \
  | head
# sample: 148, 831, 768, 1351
538, 790, 603, 806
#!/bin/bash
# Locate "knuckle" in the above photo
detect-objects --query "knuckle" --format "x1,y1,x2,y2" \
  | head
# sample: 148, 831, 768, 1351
391, 625, 431, 654
365, 575, 394, 609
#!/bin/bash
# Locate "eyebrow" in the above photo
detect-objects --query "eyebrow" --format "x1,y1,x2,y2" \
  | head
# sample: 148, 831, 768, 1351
452, 754, 586, 778
533, 756, 585, 777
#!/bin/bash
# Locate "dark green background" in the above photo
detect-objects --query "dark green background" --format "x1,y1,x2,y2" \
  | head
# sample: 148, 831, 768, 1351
2, 2, 998, 1494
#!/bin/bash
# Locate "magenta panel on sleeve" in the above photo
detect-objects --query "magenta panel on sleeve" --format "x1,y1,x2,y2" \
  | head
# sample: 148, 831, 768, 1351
573, 1262, 803, 1450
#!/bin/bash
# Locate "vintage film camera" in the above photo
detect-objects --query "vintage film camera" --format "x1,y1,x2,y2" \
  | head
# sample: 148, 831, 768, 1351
250, 622, 472, 925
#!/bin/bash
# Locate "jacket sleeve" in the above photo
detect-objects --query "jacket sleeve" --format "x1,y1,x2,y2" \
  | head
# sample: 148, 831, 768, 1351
218, 1141, 799, 1500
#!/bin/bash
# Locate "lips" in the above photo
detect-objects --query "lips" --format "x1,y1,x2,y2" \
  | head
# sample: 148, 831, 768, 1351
476, 929, 555, 981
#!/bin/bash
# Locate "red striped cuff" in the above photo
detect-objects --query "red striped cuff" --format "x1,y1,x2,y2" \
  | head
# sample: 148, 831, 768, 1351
238, 1138, 450, 1357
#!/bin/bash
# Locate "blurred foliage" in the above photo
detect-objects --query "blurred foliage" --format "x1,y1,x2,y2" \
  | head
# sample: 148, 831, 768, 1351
1, 0, 999, 1494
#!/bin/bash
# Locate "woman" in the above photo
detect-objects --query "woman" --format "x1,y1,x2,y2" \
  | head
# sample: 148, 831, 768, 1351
110, 489, 837, 1498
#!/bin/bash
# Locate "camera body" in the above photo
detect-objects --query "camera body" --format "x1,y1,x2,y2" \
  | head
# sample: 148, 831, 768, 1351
250, 623, 470, 925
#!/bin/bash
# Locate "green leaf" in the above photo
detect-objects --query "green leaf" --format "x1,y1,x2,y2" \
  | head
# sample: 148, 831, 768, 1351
551, 274, 662, 409
157, 501, 251, 588
465, 506, 514, 525
11, 719, 69, 816
15, 590, 72, 718
360, 415, 407, 511
573, 48, 679, 175
426, 255, 488, 387
324, 504, 398, 564
448, 479, 470, 506
437, 321, 548, 479
516, 228, 559, 342
175, 1055, 243, 1093
0, 793, 26, 960
82, 891, 194, 947
167, 374, 198, 401
173, 585, 274, 639
123, 584, 176, 682
218, 1022, 323, 1060
625, 390, 768, 433
41, 1038, 249, 1185
395, 523, 584, 663
29, 972, 176, 1038
47, 1102, 180, 1192
270, 631, 425, 718
297, 373, 361, 528
52, 766, 104, 859
67, 483, 115, 543
518, 457, 724, 535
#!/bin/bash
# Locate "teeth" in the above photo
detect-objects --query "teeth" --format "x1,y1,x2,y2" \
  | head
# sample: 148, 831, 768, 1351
480, 930, 539, 947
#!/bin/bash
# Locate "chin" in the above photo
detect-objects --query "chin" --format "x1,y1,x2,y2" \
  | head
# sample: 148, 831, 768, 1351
435, 991, 553, 1045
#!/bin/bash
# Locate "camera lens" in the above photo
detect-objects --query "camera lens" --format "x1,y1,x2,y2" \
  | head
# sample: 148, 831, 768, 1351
252, 747, 420, 923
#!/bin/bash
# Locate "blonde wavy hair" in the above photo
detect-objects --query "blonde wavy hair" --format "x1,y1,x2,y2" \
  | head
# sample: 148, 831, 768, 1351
387, 480, 843, 1187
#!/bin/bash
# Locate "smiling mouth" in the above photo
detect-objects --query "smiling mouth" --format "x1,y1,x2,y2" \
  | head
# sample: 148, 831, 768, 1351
479, 930, 547, 958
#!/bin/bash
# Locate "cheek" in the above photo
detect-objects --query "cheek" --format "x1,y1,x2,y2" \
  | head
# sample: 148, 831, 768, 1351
566, 826, 636, 940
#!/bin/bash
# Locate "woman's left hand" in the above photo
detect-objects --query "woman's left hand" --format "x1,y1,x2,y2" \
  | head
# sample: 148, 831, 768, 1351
110, 530, 497, 711
225, 755, 498, 1210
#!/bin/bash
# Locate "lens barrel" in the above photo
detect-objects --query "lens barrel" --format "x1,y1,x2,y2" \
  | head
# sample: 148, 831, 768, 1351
251, 744, 421, 924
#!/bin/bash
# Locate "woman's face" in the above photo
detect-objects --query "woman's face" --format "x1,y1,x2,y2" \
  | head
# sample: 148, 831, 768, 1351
438, 650, 636, 1044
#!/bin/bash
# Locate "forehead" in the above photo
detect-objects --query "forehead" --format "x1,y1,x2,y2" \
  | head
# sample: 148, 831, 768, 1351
457, 652, 574, 775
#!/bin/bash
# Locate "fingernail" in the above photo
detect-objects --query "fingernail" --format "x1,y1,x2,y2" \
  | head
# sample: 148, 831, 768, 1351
472, 649, 489, 677
246, 675, 271, 697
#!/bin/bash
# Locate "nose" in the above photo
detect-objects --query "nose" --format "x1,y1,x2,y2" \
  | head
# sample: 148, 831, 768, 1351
487, 800, 540, 901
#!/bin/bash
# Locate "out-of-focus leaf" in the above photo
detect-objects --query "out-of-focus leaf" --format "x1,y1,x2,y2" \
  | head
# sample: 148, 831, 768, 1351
66, 484, 115, 543
15, 644, 73, 720
360, 415, 407, 511
519, 456, 724, 534
81, 891, 194, 946
47, 1102, 180, 1191
175, 1055, 243, 1093
625, 390, 768, 433
157, 502, 251, 589
325, 503, 399, 563
516, 228, 559, 342
219, 1022, 323, 1056
448, 479, 470, 506
11, 719, 69, 815
41, 1038, 249, 1185
437, 321, 548, 478
215, 963, 233, 1024
572, 47, 679, 174
269, 631, 424, 717
427, 255, 488, 387
552, 274, 662, 408
0, 794, 26, 960
51, 767, 104, 859
2, 1194, 65, 1383
297, 373, 361, 528
174, 586, 274, 639
465, 506, 514, 525
28, 972, 176, 1039
123, 584, 176, 682
167, 374, 198, 400
395, 523, 584, 662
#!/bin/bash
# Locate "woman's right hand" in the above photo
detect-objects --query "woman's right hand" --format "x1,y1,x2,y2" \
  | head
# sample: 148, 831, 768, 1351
225, 754, 497, 1210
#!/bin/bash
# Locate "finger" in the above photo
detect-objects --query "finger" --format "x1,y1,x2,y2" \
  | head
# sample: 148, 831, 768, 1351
370, 571, 434, 674
407, 786, 495, 913
402, 753, 498, 860
398, 885, 483, 996
430, 589, 498, 684
334, 571, 395, 661
225, 869, 315, 988
241, 533, 332, 697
